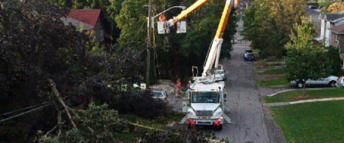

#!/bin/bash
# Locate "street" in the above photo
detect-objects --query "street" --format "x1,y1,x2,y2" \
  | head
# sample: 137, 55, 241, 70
215, 20, 270, 143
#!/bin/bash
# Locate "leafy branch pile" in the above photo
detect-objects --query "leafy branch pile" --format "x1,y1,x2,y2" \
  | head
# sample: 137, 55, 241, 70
38, 104, 212, 143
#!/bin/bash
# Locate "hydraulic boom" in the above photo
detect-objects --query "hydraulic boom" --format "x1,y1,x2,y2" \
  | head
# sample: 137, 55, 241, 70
167, 0, 238, 77
165, 0, 240, 130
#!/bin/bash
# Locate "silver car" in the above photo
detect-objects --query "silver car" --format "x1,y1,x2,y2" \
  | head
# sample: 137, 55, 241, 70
291, 76, 338, 88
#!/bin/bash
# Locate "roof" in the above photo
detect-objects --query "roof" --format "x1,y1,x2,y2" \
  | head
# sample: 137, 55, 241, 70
66, 9, 101, 27
324, 13, 344, 21
190, 81, 225, 92
331, 24, 344, 34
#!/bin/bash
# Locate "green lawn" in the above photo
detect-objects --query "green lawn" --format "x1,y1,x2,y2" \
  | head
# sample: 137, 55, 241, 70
255, 60, 285, 69
256, 60, 288, 88
264, 88, 344, 103
258, 67, 285, 75
272, 101, 344, 143
256, 76, 289, 88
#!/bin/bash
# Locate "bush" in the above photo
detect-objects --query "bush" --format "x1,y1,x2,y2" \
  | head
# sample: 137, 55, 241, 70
325, 47, 342, 76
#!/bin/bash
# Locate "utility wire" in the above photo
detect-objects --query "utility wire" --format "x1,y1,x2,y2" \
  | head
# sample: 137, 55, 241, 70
1, 102, 49, 117
0, 103, 51, 124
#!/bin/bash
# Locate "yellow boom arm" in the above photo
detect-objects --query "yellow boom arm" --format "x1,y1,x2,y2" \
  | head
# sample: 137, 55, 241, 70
215, 0, 232, 40
168, 0, 209, 26
166, 0, 240, 76
168, 0, 238, 40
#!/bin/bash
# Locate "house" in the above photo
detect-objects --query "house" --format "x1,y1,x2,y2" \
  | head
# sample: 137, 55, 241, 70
331, 24, 344, 69
331, 21, 344, 47
62, 9, 104, 42
317, 12, 344, 47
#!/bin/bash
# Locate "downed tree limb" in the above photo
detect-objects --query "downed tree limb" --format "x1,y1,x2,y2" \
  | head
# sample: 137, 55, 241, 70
126, 121, 165, 132
44, 125, 57, 136
48, 79, 77, 129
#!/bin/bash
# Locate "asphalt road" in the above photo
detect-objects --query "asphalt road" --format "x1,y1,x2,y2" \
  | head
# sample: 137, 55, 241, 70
215, 20, 270, 143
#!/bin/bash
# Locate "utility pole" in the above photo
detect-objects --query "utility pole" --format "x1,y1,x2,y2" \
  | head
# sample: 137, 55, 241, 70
146, 0, 152, 89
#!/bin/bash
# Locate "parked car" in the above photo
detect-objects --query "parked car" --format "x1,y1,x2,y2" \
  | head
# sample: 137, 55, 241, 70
337, 76, 344, 87
290, 76, 338, 88
151, 89, 168, 101
308, 5, 318, 9
243, 50, 255, 61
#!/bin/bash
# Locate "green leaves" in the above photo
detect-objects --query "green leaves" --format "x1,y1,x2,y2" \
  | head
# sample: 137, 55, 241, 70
243, 0, 307, 58
115, 0, 147, 50
285, 17, 339, 82
114, 0, 236, 79
40, 104, 123, 143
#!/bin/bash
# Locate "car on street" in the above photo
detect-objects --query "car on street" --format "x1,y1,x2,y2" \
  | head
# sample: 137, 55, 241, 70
290, 75, 338, 88
151, 89, 168, 101
308, 5, 318, 9
337, 76, 344, 87
243, 50, 255, 61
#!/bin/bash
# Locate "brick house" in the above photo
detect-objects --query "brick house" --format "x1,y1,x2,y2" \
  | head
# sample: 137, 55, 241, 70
62, 9, 104, 42
331, 24, 344, 69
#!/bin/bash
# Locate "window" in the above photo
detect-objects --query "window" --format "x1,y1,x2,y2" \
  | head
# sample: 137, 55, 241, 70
191, 92, 220, 103
152, 91, 163, 97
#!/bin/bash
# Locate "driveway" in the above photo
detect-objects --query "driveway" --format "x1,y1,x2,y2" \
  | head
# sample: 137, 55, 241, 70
215, 20, 284, 143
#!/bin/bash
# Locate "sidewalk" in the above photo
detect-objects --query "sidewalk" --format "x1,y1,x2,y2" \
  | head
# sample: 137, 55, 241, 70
265, 97, 344, 107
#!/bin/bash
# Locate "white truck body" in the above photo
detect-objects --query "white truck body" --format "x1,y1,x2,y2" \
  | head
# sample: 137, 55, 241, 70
186, 79, 226, 128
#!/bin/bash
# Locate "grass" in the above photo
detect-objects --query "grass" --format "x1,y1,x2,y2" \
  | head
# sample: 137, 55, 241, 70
264, 88, 344, 103
272, 101, 344, 143
255, 60, 285, 69
256, 76, 289, 88
258, 67, 285, 75
255, 59, 288, 88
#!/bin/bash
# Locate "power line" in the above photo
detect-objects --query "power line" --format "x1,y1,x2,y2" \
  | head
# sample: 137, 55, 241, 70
0, 103, 52, 124
1, 102, 48, 117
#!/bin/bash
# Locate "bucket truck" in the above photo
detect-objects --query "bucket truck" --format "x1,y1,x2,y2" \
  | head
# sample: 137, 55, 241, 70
166, 0, 238, 129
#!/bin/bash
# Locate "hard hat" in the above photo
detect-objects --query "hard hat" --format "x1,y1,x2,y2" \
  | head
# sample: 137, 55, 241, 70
159, 15, 166, 22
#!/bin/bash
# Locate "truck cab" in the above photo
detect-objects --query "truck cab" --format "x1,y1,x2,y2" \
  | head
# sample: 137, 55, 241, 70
186, 81, 226, 130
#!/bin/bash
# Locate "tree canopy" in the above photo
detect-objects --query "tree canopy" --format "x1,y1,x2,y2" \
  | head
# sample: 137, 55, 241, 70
285, 17, 341, 85
243, 0, 307, 58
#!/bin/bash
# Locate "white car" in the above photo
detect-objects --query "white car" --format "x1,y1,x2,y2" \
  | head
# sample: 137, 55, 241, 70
151, 90, 168, 101
291, 76, 338, 88
337, 76, 344, 87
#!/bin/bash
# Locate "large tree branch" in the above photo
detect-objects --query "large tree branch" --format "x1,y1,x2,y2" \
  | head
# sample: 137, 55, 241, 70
48, 79, 77, 129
